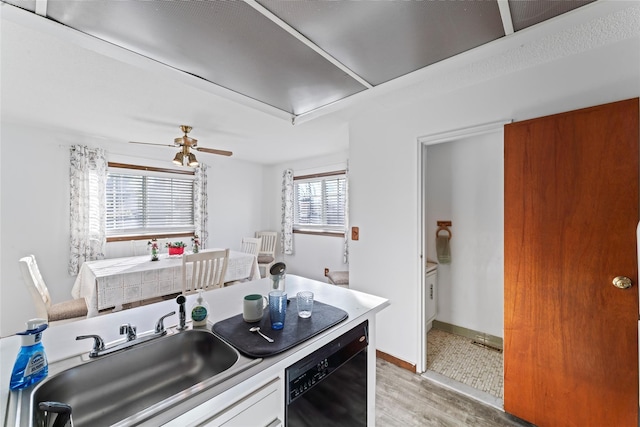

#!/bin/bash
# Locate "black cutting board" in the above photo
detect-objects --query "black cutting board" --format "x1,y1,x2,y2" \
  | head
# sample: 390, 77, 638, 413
212, 300, 348, 358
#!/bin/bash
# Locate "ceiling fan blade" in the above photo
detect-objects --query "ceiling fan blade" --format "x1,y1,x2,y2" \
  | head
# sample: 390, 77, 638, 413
129, 141, 176, 148
195, 147, 233, 157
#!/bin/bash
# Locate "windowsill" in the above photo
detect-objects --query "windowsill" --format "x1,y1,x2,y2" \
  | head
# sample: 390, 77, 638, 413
107, 232, 195, 243
293, 230, 345, 238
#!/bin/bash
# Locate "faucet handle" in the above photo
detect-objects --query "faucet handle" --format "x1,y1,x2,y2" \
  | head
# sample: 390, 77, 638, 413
155, 311, 176, 334
119, 323, 137, 341
76, 334, 105, 357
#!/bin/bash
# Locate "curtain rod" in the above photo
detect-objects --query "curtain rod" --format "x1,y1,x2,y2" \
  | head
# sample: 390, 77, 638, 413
294, 170, 346, 181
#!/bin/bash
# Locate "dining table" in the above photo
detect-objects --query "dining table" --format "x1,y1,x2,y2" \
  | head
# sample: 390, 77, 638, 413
72, 248, 260, 317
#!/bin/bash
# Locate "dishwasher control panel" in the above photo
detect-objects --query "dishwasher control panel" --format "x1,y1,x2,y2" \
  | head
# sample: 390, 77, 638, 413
289, 358, 330, 399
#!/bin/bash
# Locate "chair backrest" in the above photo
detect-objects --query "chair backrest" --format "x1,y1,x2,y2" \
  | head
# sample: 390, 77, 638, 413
255, 231, 277, 256
182, 249, 229, 294
240, 237, 262, 256
18, 255, 51, 320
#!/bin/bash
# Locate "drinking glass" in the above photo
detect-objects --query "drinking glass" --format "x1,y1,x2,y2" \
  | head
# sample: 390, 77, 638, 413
268, 290, 287, 330
296, 291, 314, 318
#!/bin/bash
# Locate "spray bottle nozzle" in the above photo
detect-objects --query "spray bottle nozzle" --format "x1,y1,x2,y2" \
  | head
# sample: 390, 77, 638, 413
17, 319, 48, 336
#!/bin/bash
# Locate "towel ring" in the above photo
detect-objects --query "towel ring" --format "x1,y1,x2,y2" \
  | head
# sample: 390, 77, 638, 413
436, 226, 452, 239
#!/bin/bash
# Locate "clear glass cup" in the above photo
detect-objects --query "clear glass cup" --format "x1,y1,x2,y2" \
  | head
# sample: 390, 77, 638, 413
296, 291, 314, 318
268, 290, 287, 330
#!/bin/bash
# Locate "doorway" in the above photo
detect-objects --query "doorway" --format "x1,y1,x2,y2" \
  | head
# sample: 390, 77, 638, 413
417, 121, 508, 407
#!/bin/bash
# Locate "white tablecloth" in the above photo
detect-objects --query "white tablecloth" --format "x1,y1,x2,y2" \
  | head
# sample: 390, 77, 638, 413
72, 249, 260, 317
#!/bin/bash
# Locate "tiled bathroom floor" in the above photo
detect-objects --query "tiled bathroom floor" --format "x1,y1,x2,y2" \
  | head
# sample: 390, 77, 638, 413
426, 328, 504, 399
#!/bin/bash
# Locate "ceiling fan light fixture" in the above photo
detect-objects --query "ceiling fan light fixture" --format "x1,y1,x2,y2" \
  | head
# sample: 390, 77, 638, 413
188, 152, 199, 167
129, 125, 230, 164
172, 151, 184, 165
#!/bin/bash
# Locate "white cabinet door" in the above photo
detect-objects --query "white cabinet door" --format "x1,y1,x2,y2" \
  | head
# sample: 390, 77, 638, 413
218, 385, 281, 427
196, 378, 283, 427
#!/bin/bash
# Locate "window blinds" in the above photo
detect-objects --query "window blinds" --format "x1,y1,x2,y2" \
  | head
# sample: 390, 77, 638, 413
106, 173, 195, 235
294, 175, 346, 232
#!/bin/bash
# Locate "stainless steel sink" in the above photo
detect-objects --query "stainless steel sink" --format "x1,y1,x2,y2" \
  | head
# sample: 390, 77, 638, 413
27, 329, 259, 426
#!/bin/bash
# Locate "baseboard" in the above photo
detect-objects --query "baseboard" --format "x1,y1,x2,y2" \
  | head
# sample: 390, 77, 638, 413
376, 350, 416, 372
432, 320, 503, 351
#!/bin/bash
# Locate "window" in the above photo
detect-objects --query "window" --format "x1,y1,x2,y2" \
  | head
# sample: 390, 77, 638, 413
294, 171, 346, 234
105, 163, 195, 238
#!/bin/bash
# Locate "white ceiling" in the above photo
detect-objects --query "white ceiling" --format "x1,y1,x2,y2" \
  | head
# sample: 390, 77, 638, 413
1, 0, 636, 165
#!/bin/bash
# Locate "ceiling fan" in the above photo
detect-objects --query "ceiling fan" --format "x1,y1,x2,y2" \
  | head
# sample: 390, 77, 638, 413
129, 125, 233, 167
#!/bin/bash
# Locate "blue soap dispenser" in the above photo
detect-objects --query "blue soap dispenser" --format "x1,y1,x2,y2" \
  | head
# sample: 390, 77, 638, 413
10, 318, 49, 390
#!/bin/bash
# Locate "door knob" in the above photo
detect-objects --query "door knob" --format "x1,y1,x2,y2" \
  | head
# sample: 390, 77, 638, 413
612, 276, 633, 289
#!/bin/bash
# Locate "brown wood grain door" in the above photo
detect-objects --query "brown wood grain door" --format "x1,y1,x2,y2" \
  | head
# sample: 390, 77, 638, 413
504, 98, 639, 427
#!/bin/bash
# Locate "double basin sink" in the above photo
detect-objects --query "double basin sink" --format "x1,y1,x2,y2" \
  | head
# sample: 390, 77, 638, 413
23, 328, 260, 426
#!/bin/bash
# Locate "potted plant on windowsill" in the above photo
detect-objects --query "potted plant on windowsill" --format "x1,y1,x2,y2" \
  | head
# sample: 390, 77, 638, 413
166, 241, 186, 256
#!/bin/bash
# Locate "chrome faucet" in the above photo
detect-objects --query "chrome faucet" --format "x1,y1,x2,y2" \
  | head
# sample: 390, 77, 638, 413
76, 334, 106, 357
119, 323, 137, 341
78, 314, 176, 359
155, 311, 176, 335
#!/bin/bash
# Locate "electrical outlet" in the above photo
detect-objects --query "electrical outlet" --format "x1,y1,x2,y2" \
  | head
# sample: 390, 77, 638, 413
324, 268, 329, 277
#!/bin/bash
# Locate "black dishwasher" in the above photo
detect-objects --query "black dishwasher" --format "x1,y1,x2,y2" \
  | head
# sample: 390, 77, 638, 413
285, 320, 368, 426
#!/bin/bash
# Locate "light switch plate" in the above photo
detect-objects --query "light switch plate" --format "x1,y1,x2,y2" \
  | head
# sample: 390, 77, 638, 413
352, 226, 359, 241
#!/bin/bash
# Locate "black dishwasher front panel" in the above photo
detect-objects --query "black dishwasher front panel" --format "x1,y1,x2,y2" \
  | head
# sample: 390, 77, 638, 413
285, 320, 368, 427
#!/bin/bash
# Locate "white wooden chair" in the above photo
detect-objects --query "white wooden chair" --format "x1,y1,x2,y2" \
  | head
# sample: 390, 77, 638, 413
19, 255, 88, 322
182, 249, 229, 294
327, 270, 350, 288
240, 237, 262, 257
255, 231, 277, 278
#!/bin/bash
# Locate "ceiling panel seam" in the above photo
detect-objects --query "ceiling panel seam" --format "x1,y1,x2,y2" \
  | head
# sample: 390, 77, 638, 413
497, 0, 514, 35
242, 0, 374, 90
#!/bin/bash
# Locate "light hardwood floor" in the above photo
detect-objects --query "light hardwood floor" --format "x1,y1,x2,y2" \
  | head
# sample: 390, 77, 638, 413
376, 358, 535, 427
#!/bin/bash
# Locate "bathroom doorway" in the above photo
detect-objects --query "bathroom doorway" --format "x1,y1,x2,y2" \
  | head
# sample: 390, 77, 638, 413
417, 121, 507, 408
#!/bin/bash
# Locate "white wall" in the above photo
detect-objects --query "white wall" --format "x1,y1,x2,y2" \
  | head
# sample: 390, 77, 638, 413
1, 125, 76, 337
205, 158, 269, 250
426, 133, 504, 338
0, 124, 266, 336
349, 35, 639, 365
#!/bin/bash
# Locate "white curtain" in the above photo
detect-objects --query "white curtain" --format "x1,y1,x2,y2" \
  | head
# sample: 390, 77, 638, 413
194, 163, 209, 249
68, 145, 107, 275
281, 169, 294, 255
343, 162, 350, 264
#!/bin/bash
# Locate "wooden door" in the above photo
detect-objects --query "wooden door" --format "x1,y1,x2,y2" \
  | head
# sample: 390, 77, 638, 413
504, 98, 639, 427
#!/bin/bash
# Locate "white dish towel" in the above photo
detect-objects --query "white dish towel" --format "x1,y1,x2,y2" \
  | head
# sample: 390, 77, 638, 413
436, 235, 451, 264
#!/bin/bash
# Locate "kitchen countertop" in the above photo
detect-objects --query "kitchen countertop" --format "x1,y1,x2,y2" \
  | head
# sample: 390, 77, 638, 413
1, 275, 389, 426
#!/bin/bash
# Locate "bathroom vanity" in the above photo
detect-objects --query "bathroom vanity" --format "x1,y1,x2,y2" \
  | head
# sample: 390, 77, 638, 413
0, 275, 388, 426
